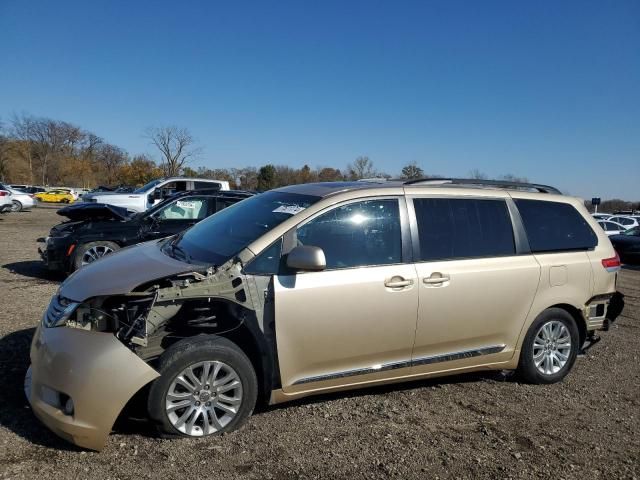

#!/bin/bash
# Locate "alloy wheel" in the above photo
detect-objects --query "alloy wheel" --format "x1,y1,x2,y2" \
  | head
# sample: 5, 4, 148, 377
165, 360, 243, 437
532, 320, 572, 375
81, 245, 114, 265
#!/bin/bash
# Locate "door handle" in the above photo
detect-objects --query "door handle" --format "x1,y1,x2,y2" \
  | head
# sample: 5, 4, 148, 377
384, 277, 414, 289
423, 273, 450, 285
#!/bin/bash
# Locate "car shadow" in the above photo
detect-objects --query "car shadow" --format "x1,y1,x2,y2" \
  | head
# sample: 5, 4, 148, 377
2, 261, 65, 282
0, 328, 82, 451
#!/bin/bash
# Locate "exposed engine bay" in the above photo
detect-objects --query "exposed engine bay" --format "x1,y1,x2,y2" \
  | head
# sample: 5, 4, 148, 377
64, 257, 272, 364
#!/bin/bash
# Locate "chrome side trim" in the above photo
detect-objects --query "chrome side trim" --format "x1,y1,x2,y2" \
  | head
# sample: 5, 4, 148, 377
292, 345, 506, 385
411, 344, 506, 367
293, 359, 410, 385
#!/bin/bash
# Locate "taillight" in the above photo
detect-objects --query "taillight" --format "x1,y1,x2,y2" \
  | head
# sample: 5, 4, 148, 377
602, 253, 621, 272
0, 191, 7, 197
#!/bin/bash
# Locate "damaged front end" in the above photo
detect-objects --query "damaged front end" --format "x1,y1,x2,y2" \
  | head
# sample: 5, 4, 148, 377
28, 252, 273, 450
64, 258, 261, 356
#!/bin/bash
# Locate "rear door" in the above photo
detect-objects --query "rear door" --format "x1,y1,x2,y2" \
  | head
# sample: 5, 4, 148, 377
409, 194, 541, 371
274, 197, 419, 393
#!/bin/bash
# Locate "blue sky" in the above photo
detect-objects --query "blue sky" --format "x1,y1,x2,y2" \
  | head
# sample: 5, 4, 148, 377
1, 0, 638, 199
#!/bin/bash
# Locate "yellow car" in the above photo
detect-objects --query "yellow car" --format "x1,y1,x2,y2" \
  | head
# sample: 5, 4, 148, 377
35, 189, 75, 203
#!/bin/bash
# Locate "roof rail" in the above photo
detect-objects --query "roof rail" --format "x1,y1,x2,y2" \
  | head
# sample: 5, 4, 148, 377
403, 177, 561, 194
357, 177, 388, 183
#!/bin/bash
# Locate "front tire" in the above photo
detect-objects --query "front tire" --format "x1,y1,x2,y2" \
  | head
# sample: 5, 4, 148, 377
73, 241, 120, 270
518, 308, 580, 384
147, 336, 257, 438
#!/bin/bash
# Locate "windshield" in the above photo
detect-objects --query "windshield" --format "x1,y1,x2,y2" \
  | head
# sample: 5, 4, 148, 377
169, 191, 320, 266
622, 226, 640, 236
134, 179, 162, 194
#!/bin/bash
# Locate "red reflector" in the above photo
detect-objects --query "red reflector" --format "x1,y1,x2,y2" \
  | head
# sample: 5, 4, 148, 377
602, 253, 621, 270
66, 244, 76, 257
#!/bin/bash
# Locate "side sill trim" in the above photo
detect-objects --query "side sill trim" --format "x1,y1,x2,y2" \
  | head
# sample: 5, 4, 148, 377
411, 344, 506, 366
292, 344, 506, 386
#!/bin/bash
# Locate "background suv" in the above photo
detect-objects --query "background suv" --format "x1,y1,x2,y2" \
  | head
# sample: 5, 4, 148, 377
80, 177, 231, 212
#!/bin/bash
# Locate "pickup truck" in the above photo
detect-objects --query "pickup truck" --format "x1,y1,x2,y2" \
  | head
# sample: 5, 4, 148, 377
80, 177, 230, 212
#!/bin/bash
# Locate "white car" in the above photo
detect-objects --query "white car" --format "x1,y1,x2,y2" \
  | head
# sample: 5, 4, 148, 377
598, 220, 626, 236
607, 216, 639, 230
0, 189, 12, 213
592, 213, 612, 220
80, 177, 230, 212
0, 183, 37, 212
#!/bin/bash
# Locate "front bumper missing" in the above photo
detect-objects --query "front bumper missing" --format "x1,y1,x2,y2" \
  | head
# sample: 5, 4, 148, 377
25, 324, 159, 450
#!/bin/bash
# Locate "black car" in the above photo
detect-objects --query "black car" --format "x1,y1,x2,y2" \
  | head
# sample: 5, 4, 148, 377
38, 189, 254, 273
610, 226, 640, 265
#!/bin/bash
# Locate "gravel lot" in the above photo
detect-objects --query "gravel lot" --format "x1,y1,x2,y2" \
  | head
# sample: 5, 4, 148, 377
0, 207, 638, 479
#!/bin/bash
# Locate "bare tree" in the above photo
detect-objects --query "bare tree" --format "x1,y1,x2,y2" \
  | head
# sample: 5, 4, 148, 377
145, 126, 201, 177
97, 143, 128, 185
317, 167, 343, 182
401, 161, 424, 179
500, 173, 529, 183
346, 156, 376, 180
11, 114, 36, 184
0, 122, 8, 182
468, 169, 487, 179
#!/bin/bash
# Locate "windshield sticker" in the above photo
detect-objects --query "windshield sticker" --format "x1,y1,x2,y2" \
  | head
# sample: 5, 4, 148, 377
176, 201, 196, 209
272, 204, 306, 215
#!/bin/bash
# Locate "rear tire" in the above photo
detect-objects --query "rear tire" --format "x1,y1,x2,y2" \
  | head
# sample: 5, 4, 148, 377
517, 308, 579, 384
147, 336, 257, 438
73, 241, 120, 270
11, 200, 22, 212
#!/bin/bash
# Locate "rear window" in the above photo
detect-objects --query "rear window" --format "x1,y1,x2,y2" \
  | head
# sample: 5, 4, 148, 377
515, 199, 597, 252
413, 198, 515, 261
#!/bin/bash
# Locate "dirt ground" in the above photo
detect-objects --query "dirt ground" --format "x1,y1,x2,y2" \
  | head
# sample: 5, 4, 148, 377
0, 207, 638, 480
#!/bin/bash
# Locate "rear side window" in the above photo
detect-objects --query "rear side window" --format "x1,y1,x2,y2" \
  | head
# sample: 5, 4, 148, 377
515, 199, 597, 252
413, 198, 515, 261
195, 181, 220, 190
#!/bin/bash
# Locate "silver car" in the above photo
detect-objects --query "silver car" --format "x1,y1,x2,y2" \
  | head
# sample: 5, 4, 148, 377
0, 188, 12, 213
0, 183, 36, 212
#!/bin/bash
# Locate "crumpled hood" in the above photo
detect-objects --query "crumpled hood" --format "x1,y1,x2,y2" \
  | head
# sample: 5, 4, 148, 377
57, 202, 133, 221
60, 240, 194, 302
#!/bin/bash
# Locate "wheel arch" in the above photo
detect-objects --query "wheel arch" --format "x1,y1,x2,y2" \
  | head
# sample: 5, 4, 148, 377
547, 303, 587, 348
142, 299, 276, 406
514, 302, 588, 361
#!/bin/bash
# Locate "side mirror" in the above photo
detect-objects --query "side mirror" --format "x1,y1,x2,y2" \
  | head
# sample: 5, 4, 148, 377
286, 245, 326, 272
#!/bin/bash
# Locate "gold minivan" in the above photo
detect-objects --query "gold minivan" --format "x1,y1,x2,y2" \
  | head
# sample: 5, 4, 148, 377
25, 179, 623, 450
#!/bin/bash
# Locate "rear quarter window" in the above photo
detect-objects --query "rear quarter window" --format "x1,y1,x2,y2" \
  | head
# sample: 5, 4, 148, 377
515, 199, 597, 252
